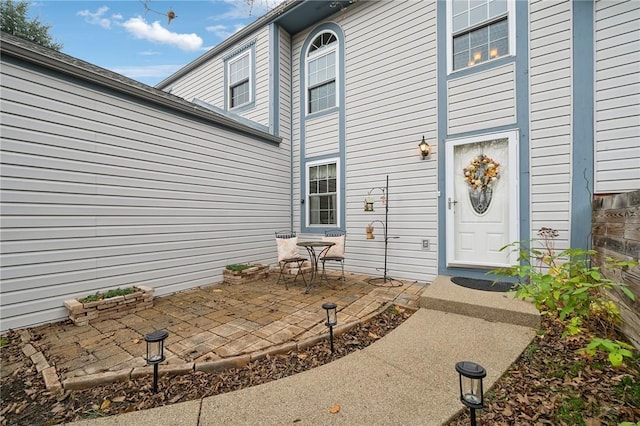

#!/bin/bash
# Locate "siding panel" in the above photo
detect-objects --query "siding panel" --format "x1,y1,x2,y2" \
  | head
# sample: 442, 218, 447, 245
529, 0, 573, 249
0, 56, 290, 331
595, 0, 640, 193
447, 63, 516, 135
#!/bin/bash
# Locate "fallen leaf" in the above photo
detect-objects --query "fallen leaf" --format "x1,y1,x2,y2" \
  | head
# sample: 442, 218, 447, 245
297, 354, 308, 360
100, 399, 111, 410
133, 339, 140, 344
329, 404, 341, 414
112, 396, 126, 403
368, 332, 381, 339
584, 419, 601, 426
502, 405, 513, 416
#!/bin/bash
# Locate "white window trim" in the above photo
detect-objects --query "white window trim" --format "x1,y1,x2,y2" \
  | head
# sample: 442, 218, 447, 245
305, 157, 341, 228
446, 0, 516, 75
305, 31, 339, 116
227, 50, 253, 110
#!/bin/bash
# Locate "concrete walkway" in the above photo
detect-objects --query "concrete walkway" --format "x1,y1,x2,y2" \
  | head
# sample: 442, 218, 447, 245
66, 276, 538, 425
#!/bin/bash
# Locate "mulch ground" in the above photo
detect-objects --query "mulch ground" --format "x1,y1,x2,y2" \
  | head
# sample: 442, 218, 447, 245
2, 309, 639, 426
446, 316, 640, 426
1, 305, 413, 425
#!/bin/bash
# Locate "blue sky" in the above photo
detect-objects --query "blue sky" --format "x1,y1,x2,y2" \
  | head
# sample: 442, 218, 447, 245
28, 1, 280, 86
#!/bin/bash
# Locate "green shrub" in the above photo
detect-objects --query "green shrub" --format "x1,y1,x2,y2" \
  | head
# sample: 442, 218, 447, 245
225, 263, 252, 272
493, 227, 637, 367
80, 287, 137, 303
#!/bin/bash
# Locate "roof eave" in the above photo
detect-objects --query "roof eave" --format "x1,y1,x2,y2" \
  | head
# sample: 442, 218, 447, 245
1, 33, 281, 145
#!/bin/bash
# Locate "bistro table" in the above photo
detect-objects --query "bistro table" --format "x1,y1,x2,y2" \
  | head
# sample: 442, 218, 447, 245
296, 240, 335, 293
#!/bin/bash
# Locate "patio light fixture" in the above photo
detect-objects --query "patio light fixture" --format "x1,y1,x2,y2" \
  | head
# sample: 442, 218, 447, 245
322, 302, 337, 353
455, 361, 486, 426
419, 135, 431, 160
145, 329, 169, 393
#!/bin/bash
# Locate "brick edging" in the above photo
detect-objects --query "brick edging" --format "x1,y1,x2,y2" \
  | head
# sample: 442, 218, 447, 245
50, 302, 415, 391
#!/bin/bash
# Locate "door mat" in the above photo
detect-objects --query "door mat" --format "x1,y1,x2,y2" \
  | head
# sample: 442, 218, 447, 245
451, 277, 516, 292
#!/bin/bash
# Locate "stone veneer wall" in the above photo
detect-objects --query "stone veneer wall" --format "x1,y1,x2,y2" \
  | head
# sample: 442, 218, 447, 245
592, 190, 640, 349
64, 286, 153, 326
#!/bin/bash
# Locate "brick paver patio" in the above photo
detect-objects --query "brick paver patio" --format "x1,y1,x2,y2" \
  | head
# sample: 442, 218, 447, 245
27, 271, 427, 384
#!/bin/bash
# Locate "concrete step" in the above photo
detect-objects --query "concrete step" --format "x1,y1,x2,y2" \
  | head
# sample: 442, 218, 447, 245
421, 275, 540, 328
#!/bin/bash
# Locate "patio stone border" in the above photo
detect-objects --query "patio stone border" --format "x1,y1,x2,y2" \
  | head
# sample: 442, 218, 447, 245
63, 285, 153, 326
21, 301, 414, 392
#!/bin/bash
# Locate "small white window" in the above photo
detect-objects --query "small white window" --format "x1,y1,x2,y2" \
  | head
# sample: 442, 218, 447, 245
448, 0, 514, 72
306, 32, 338, 114
307, 160, 339, 226
228, 51, 252, 109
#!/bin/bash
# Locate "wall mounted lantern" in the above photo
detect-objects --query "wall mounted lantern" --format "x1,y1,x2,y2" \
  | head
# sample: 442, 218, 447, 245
419, 136, 431, 160
145, 330, 169, 393
322, 302, 337, 353
455, 361, 486, 426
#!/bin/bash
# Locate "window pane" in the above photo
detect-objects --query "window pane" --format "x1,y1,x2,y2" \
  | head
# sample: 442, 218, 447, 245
327, 51, 335, 67
453, 17, 508, 70
309, 81, 336, 113
453, 52, 468, 70
469, 26, 488, 48
489, 0, 507, 17
469, 4, 487, 27
452, 12, 468, 33
453, 33, 470, 52
490, 18, 508, 40
454, 0, 507, 33
230, 55, 249, 84
452, 0, 468, 15
490, 37, 508, 59
231, 81, 249, 107
308, 162, 338, 225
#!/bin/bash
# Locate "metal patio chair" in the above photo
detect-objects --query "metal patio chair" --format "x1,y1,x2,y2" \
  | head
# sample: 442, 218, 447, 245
275, 230, 307, 289
320, 230, 346, 281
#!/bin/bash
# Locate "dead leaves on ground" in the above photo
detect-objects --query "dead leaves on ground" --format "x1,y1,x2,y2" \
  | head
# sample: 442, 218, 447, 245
1, 307, 414, 425
446, 316, 640, 425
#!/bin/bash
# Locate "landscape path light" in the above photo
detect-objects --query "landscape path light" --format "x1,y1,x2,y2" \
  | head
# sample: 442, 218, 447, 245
455, 361, 486, 426
145, 329, 168, 393
322, 302, 337, 353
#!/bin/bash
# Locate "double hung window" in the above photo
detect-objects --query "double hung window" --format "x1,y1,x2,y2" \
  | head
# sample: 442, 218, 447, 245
228, 51, 251, 109
306, 32, 337, 114
450, 0, 512, 72
307, 161, 338, 226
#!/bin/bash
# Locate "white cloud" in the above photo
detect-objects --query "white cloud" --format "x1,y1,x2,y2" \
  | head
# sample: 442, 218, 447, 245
214, 0, 283, 20
77, 6, 118, 29
122, 17, 203, 51
111, 64, 183, 79
139, 50, 161, 56
205, 23, 246, 40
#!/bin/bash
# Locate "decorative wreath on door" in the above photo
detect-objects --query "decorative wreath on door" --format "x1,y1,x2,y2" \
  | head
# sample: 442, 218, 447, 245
463, 154, 500, 214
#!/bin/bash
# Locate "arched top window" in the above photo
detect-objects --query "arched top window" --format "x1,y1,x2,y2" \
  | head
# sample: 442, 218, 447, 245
309, 32, 337, 54
306, 31, 338, 114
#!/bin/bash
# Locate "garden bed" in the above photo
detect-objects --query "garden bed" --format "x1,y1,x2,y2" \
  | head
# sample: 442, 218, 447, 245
223, 264, 269, 284
63, 286, 153, 326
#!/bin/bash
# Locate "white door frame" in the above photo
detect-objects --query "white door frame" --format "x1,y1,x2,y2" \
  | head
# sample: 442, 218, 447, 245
445, 130, 520, 268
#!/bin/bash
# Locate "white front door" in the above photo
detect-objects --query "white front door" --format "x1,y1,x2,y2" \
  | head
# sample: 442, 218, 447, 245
445, 131, 519, 268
